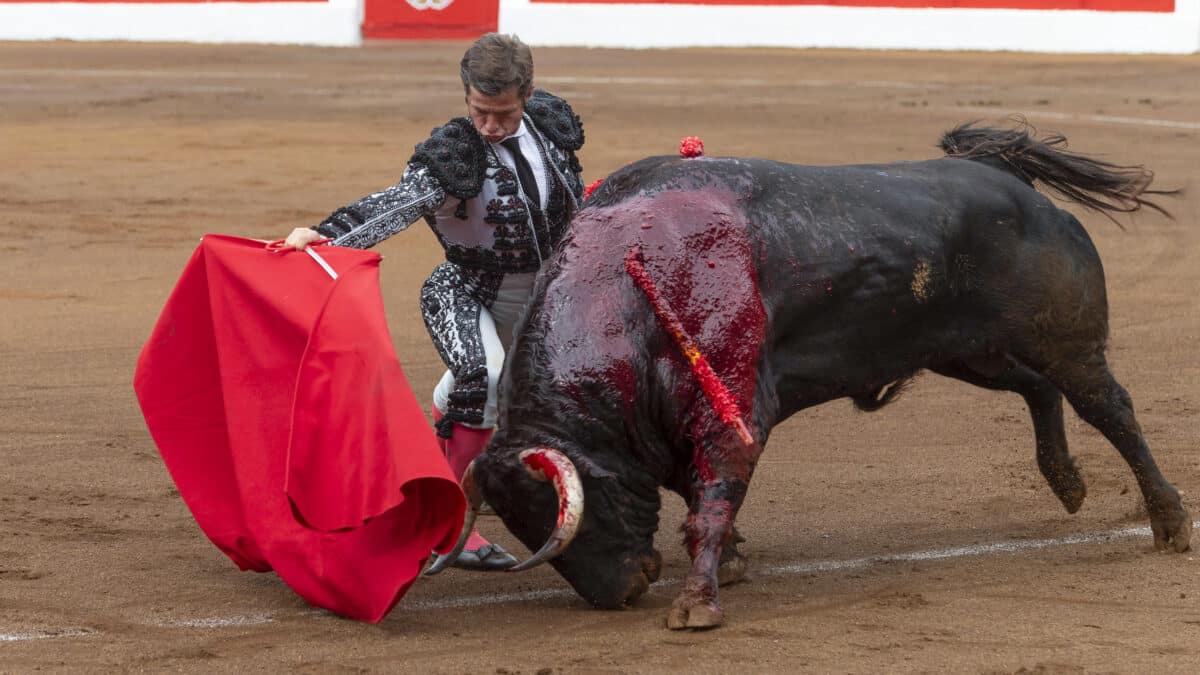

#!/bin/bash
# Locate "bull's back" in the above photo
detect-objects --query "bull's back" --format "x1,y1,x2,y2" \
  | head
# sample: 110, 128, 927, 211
568, 154, 1103, 422
588, 154, 1041, 255
580, 154, 1032, 338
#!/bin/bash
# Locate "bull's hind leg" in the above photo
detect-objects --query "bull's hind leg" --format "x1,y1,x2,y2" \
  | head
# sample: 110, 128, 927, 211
668, 427, 761, 630
1043, 355, 1191, 552
933, 356, 1086, 512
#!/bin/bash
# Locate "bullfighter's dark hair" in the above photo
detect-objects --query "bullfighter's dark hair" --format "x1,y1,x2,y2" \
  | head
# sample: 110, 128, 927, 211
940, 116, 1178, 222
460, 33, 534, 97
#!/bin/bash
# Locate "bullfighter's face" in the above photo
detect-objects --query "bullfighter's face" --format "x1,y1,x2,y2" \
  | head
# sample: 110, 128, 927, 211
475, 448, 663, 610
465, 85, 530, 145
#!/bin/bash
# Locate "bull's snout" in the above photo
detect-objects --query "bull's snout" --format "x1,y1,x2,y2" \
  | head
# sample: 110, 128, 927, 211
588, 548, 662, 610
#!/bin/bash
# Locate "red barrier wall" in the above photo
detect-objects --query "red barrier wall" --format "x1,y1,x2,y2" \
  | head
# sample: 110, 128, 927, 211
529, 0, 1173, 10
363, 0, 498, 39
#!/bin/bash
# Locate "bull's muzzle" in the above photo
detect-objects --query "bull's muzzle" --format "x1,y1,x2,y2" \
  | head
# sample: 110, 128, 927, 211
424, 447, 584, 576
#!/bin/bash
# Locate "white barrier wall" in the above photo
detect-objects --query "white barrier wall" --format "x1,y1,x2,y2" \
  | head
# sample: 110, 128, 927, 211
0, 0, 362, 46
2, 0, 1197, 53
499, 0, 1200, 54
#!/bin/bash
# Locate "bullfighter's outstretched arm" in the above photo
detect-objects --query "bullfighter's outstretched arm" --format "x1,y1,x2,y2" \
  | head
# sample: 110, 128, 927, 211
314, 163, 446, 249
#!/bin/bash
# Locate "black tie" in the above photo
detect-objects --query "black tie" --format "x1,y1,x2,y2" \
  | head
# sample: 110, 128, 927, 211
501, 137, 542, 210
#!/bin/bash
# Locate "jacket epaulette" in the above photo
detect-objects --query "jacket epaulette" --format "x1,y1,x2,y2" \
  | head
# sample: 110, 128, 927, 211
411, 118, 488, 200
525, 89, 585, 152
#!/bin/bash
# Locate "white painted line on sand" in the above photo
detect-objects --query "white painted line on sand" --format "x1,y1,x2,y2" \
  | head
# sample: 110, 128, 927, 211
156, 615, 275, 628
1088, 114, 1200, 130
764, 524, 1158, 575
0, 628, 96, 643
541, 75, 771, 87
539, 75, 935, 90
0, 68, 309, 80
2, 522, 1192, 638
407, 521, 1197, 611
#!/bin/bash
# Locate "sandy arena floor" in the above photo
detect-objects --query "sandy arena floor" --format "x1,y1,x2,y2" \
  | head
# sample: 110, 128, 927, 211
1, 40, 1199, 673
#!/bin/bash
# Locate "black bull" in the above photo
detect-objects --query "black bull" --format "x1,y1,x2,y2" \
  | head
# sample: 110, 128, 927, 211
444, 122, 1193, 629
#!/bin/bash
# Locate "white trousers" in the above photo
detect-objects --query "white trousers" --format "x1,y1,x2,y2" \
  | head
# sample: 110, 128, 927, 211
432, 272, 537, 429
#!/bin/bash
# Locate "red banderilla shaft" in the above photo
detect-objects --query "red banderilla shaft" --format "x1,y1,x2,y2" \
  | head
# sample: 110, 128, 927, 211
624, 245, 754, 447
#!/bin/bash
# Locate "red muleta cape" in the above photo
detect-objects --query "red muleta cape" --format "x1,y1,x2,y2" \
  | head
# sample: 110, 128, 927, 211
133, 234, 464, 623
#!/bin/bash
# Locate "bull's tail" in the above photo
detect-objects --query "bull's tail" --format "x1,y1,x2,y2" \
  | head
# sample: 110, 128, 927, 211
939, 117, 1178, 220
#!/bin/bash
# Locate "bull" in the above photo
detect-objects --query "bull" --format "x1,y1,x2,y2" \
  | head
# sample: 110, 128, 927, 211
429, 121, 1192, 629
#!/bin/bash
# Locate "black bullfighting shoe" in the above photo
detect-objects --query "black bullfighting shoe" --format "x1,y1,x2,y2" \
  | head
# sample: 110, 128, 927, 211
452, 542, 518, 571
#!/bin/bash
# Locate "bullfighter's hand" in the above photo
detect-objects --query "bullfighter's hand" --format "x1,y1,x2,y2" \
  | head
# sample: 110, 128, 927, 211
284, 227, 323, 251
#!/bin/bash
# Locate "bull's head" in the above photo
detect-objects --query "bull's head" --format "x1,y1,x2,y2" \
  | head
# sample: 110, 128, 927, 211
429, 443, 663, 610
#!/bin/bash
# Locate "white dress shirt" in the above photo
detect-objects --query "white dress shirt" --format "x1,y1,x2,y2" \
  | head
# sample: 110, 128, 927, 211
493, 120, 550, 212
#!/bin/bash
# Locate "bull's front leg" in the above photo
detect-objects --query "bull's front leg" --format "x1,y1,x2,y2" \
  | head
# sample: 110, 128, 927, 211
668, 430, 760, 630
670, 472, 749, 588
670, 479, 748, 629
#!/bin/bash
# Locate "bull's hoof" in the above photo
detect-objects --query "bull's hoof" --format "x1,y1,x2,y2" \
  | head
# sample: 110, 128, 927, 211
666, 598, 724, 630
717, 554, 749, 587
1054, 476, 1087, 514
1151, 504, 1192, 553
642, 549, 664, 584
1046, 457, 1087, 514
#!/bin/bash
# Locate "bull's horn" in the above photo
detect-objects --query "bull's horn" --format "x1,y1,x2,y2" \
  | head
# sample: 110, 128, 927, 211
423, 458, 483, 576
508, 447, 584, 572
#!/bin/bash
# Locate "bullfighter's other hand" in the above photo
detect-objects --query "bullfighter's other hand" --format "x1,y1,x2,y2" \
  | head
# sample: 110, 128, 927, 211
284, 227, 323, 251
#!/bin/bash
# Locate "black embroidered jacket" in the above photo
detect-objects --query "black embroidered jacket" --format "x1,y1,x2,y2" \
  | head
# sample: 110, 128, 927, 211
315, 89, 585, 285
